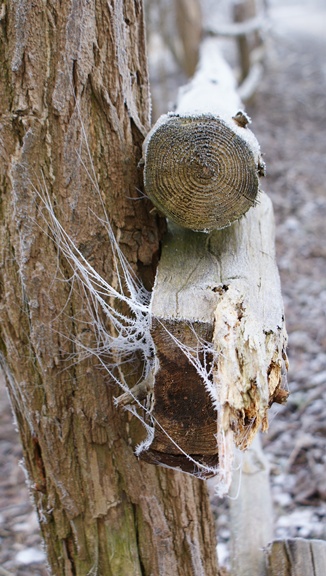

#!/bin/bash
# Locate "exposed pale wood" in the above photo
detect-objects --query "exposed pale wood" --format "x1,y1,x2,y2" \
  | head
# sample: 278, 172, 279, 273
144, 192, 288, 477
140, 36, 288, 491
266, 538, 326, 576
229, 434, 273, 576
210, 192, 288, 449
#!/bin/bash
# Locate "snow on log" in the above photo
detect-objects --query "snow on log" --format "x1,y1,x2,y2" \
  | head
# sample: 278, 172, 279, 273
139, 38, 288, 491
143, 41, 265, 232
205, 16, 267, 38
143, 112, 261, 231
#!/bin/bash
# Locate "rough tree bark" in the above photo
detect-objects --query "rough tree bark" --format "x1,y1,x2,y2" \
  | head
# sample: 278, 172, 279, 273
0, 2, 219, 575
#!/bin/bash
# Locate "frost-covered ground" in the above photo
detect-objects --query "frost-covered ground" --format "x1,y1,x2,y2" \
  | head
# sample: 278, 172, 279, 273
251, 0, 326, 544
212, 0, 326, 570
1, 0, 325, 573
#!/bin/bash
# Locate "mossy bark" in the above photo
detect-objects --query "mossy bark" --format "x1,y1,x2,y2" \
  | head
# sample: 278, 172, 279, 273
0, 1, 219, 574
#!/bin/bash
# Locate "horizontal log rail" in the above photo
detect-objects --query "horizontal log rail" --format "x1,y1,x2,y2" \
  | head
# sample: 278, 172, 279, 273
137, 38, 288, 496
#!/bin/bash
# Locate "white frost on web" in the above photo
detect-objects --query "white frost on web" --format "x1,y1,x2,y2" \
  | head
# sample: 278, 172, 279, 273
33, 100, 235, 493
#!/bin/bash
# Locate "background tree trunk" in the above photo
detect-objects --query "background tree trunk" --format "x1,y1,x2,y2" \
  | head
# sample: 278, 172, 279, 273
0, 1, 219, 574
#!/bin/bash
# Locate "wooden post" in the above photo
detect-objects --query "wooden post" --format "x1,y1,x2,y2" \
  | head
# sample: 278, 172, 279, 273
266, 539, 326, 576
138, 37, 288, 492
229, 434, 274, 575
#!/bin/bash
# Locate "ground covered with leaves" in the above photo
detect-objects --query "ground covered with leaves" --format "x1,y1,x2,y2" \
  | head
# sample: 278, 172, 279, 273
213, 0, 326, 569
0, 0, 325, 574
253, 3, 326, 537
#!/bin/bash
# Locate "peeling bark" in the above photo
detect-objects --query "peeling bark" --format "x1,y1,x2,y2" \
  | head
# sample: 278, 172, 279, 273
0, 1, 219, 574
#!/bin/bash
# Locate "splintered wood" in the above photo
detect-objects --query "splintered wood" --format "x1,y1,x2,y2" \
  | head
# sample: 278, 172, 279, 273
139, 38, 288, 489
266, 539, 326, 576
140, 194, 288, 484
210, 192, 288, 451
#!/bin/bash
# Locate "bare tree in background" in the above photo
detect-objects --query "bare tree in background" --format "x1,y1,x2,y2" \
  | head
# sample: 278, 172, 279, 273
0, 1, 219, 574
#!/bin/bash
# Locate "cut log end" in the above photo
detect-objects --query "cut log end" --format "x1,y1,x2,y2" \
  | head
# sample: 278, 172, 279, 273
144, 113, 261, 231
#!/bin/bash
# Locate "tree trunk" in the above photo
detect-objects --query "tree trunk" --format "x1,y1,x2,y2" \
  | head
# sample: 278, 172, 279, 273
0, 1, 219, 574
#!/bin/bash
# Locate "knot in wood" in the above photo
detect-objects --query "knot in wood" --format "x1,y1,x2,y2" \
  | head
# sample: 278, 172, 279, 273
144, 114, 260, 231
